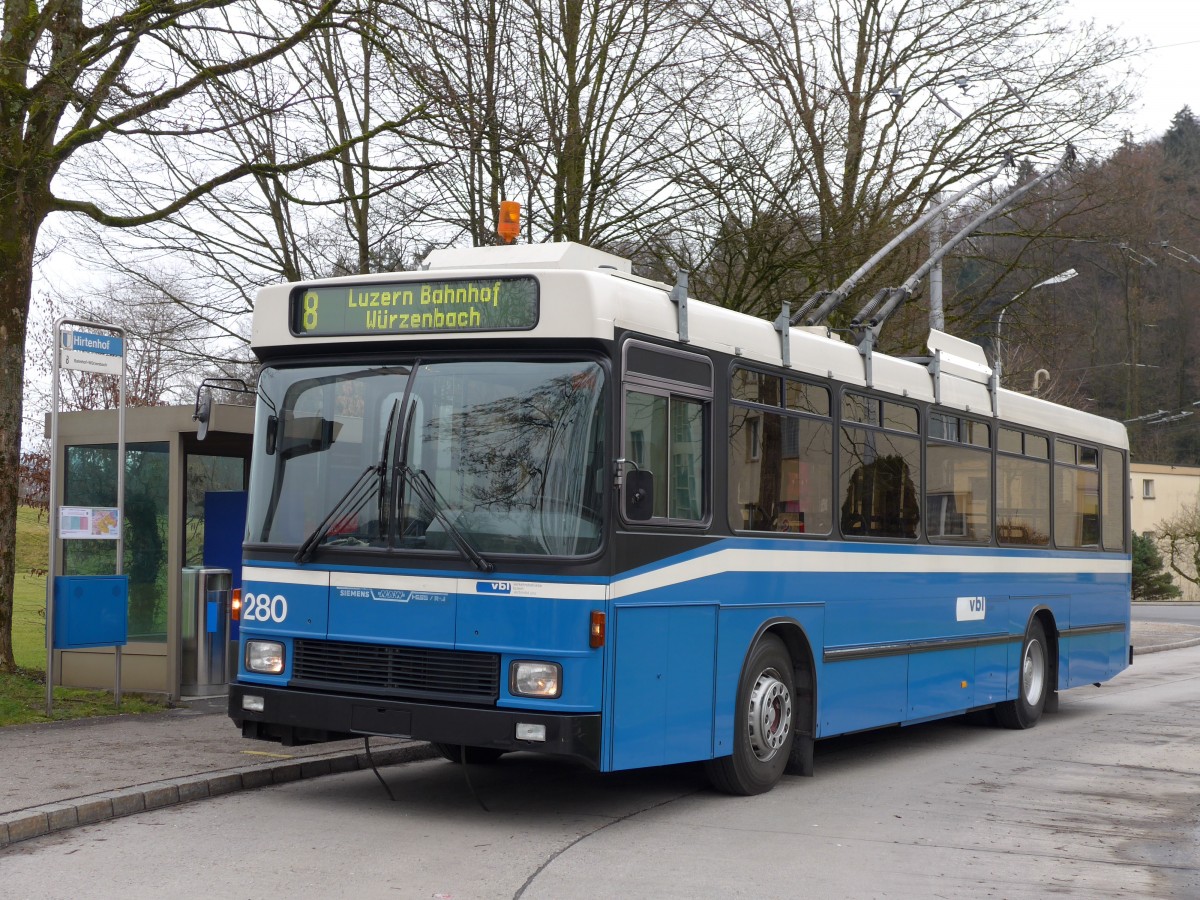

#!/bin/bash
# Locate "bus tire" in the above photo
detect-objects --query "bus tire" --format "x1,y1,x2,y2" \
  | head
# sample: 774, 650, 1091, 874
995, 619, 1049, 730
706, 634, 795, 795
431, 742, 506, 764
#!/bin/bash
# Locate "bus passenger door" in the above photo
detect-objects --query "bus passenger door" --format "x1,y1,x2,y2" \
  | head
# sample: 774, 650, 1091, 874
608, 603, 718, 770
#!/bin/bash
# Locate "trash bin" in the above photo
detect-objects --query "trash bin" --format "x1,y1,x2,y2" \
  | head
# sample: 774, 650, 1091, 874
181, 567, 232, 695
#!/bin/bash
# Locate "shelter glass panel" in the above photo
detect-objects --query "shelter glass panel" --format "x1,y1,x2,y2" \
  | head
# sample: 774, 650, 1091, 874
63, 442, 170, 641
185, 455, 247, 566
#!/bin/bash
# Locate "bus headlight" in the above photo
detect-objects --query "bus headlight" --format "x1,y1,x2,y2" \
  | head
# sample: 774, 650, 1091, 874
510, 661, 561, 698
246, 640, 285, 675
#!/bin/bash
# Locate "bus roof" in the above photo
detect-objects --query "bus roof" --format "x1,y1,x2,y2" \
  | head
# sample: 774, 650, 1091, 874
250, 242, 1128, 451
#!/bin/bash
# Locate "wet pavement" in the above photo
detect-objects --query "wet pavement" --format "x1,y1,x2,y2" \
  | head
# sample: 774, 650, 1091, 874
2, 620, 1197, 850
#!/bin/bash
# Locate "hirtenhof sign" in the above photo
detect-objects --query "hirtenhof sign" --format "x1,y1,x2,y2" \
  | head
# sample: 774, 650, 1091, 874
60, 329, 125, 375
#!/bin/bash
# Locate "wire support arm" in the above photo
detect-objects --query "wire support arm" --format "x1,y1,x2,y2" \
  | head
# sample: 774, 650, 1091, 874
899, 145, 1075, 297
792, 155, 1014, 327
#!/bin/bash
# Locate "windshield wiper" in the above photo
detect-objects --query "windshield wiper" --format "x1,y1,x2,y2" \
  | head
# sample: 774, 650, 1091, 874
376, 399, 402, 538
387, 360, 422, 548
295, 364, 422, 563
402, 465, 494, 573
293, 461, 382, 563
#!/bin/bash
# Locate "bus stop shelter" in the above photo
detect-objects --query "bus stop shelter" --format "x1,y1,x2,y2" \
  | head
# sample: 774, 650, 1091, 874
46, 403, 254, 701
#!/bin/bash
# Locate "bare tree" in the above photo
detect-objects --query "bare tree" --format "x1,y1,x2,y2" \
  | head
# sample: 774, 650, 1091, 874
0, 0, 418, 673
680, 0, 1134, 321
69, 0, 436, 362
520, 0, 707, 246
388, 0, 532, 245
1157, 501, 1200, 592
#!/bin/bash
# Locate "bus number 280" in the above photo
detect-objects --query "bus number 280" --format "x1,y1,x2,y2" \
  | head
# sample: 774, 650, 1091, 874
243, 593, 288, 623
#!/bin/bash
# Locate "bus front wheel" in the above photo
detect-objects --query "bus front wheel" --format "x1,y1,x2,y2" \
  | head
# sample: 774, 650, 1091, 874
706, 634, 795, 795
995, 619, 1049, 729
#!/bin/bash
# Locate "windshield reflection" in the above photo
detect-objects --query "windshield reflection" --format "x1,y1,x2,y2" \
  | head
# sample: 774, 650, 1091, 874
247, 360, 606, 557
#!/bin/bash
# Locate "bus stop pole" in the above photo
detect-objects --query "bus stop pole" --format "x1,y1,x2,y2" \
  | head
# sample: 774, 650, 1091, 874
45, 322, 62, 716
115, 329, 125, 710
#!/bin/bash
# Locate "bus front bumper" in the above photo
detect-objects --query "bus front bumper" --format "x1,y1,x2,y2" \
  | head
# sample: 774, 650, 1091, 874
229, 683, 603, 769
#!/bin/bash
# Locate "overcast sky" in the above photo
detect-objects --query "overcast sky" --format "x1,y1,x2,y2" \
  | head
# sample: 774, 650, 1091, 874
1069, 0, 1200, 139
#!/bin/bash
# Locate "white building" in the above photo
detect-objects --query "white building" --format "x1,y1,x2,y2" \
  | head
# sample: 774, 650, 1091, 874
1130, 462, 1200, 600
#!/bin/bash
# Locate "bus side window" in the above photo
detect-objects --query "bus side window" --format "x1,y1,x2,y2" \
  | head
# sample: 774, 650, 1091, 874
996, 429, 1051, 546
927, 414, 990, 543
624, 390, 705, 522
621, 340, 712, 525
838, 392, 920, 539
728, 370, 832, 535
1101, 448, 1126, 551
626, 390, 669, 516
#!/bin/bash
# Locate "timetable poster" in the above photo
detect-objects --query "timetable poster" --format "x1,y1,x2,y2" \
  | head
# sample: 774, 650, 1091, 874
59, 506, 121, 540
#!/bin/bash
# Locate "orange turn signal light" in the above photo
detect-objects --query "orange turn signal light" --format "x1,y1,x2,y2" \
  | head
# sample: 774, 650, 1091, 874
498, 200, 520, 243
231, 588, 242, 622
590, 610, 606, 648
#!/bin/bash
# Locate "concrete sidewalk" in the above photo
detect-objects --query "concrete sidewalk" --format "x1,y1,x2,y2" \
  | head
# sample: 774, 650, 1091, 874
3, 621, 1198, 851
0, 699, 435, 849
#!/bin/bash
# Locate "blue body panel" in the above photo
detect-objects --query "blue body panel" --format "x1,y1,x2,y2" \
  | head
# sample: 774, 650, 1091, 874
237, 539, 1131, 772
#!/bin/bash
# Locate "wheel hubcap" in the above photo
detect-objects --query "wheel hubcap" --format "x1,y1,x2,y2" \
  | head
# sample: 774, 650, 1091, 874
1022, 639, 1046, 706
747, 668, 792, 762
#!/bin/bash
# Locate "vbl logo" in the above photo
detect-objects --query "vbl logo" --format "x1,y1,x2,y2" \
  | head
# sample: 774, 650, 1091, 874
478, 581, 512, 594
956, 595, 986, 621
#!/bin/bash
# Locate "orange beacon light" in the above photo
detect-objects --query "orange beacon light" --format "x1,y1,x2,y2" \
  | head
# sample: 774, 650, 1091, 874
498, 200, 520, 243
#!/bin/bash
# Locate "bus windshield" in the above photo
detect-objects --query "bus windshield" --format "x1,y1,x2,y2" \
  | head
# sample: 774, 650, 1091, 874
246, 359, 606, 557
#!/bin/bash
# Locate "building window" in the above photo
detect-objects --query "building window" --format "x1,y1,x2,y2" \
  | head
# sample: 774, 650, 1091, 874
1142, 479, 1155, 499
747, 416, 762, 461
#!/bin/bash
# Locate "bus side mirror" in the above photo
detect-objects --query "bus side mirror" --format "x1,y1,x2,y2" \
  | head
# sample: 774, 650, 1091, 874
193, 387, 213, 441
625, 470, 654, 521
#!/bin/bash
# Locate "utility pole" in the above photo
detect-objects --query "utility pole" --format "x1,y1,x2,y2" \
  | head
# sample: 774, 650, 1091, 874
929, 192, 944, 331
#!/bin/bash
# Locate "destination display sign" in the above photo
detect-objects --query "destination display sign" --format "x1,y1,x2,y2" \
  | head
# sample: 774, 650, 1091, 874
291, 276, 539, 337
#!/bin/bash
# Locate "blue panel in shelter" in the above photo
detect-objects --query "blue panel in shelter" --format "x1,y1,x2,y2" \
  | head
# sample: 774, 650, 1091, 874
203, 491, 248, 587
54, 576, 128, 649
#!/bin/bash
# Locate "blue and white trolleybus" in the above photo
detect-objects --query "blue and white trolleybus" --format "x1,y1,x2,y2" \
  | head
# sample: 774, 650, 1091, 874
228, 241, 1131, 795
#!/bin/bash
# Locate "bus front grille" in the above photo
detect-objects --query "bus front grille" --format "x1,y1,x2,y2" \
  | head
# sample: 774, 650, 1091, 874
291, 639, 501, 705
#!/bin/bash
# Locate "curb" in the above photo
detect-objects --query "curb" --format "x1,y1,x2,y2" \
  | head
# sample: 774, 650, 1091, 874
0, 741, 437, 851
1137, 636, 1200, 655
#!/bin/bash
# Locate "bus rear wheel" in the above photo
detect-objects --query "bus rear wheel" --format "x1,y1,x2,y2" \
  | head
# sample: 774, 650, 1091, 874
706, 634, 795, 795
431, 742, 506, 764
995, 619, 1049, 729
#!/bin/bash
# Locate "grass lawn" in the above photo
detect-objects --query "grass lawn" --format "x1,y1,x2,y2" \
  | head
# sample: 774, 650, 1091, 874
0, 671, 165, 726
13, 505, 49, 669
4, 505, 165, 726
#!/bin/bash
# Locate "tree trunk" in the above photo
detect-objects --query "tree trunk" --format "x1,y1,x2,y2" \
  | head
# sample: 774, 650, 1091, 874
0, 186, 42, 673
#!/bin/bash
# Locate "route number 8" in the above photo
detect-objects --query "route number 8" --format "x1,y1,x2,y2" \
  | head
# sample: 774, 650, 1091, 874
302, 291, 319, 331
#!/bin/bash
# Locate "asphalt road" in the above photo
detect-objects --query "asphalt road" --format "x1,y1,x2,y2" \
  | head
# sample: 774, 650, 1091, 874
4, 644, 1197, 899
1134, 602, 1200, 625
